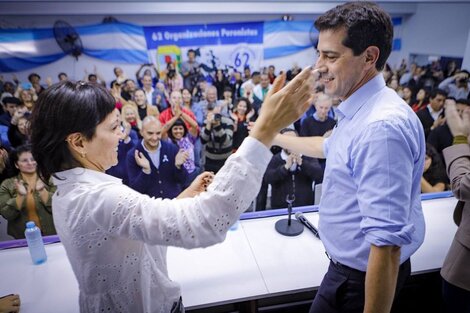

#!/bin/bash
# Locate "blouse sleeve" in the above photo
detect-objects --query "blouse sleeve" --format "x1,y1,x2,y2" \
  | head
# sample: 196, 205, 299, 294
82, 137, 272, 249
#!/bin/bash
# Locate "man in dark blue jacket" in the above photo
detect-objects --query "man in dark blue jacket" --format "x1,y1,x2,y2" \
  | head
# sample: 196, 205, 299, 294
127, 116, 188, 199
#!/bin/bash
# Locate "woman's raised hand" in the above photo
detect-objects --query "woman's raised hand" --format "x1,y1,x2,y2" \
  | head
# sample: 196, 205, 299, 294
249, 67, 318, 147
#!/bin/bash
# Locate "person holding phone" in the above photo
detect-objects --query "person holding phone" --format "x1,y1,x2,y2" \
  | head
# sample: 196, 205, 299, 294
416, 88, 448, 138
200, 107, 234, 174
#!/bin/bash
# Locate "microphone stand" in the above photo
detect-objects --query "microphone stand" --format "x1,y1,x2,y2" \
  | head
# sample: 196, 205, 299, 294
275, 171, 304, 236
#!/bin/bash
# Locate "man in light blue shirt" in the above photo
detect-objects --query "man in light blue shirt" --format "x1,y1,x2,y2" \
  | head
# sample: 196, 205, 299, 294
274, 2, 426, 313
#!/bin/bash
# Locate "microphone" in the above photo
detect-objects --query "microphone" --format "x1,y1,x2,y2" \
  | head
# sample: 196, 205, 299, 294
295, 212, 320, 239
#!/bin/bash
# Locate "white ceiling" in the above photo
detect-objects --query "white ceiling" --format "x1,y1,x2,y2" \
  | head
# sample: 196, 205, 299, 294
1, 1, 468, 16
0, 1, 419, 15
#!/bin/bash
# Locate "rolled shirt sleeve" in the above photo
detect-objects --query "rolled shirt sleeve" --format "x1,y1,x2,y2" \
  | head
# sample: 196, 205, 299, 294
352, 120, 417, 247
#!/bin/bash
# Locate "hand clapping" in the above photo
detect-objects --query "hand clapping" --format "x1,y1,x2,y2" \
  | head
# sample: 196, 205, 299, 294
134, 150, 151, 173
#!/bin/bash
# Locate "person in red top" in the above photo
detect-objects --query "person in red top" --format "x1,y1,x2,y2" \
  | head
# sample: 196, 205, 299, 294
411, 88, 429, 112
159, 90, 199, 139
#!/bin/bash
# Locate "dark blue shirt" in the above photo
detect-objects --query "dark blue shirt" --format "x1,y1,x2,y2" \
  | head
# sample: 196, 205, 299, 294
127, 140, 187, 199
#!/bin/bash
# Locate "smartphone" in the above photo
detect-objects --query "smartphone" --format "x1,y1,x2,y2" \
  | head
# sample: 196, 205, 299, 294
21, 82, 32, 90
440, 109, 445, 118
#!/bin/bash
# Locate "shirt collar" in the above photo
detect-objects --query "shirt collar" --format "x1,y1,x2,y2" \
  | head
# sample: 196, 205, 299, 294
426, 104, 443, 115
141, 139, 161, 154
53, 167, 121, 185
336, 73, 385, 121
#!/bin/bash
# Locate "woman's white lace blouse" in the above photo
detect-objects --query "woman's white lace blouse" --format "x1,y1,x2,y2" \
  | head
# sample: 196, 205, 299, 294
52, 137, 272, 313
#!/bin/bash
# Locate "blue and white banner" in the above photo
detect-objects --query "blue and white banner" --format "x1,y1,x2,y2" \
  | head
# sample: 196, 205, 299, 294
0, 18, 403, 74
264, 20, 315, 60
0, 22, 148, 73
143, 22, 264, 74
144, 22, 263, 48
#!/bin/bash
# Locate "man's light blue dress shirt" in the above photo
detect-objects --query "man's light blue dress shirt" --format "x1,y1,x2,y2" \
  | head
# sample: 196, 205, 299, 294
320, 74, 426, 272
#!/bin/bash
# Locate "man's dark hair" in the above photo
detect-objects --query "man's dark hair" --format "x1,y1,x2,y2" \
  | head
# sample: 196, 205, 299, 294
3, 81, 15, 89
88, 74, 97, 81
187, 49, 196, 55
429, 88, 448, 99
314, 1, 393, 71
28, 73, 41, 82
30, 81, 116, 181
456, 98, 470, 106
251, 71, 261, 78
2, 97, 21, 106
58, 72, 67, 79
110, 80, 120, 88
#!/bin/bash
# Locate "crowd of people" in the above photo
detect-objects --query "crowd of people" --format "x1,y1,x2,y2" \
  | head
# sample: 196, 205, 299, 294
0, 1, 469, 312
0, 50, 466, 238
0, 48, 469, 239
1, 56, 468, 214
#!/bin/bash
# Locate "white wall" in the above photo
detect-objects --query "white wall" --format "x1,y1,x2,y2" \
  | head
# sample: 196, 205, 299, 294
0, 14, 318, 28
399, 3, 470, 68
463, 29, 470, 70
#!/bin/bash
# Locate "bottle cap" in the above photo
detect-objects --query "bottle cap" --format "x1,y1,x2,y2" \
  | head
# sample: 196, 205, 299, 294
26, 221, 36, 228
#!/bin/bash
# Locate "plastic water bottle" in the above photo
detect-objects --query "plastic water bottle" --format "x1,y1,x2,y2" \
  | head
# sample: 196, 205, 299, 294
24, 221, 47, 265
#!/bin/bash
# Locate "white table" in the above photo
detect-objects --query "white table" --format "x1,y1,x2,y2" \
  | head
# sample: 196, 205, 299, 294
0, 195, 458, 312
167, 227, 268, 308
241, 213, 328, 295
411, 197, 458, 273
0, 243, 79, 313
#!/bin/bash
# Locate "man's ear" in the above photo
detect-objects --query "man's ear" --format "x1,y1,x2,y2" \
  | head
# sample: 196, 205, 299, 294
364, 46, 380, 68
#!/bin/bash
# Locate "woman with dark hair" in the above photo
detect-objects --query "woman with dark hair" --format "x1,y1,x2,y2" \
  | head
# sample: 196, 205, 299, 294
411, 88, 430, 112
29, 67, 314, 312
182, 88, 203, 127
167, 118, 200, 186
0, 144, 55, 239
421, 143, 448, 193
401, 85, 416, 107
109, 80, 127, 111
230, 97, 256, 152
213, 68, 230, 100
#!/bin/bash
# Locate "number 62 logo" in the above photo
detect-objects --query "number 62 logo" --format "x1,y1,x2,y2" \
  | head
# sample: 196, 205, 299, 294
230, 45, 257, 71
